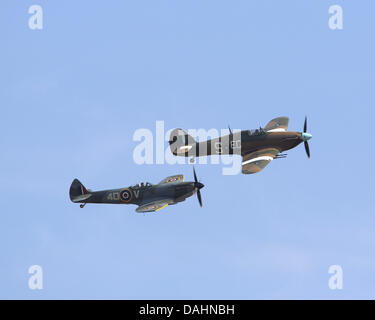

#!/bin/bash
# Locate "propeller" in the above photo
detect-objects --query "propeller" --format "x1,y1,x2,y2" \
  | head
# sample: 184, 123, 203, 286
302, 116, 312, 159
304, 141, 310, 158
193, 167, 204, 208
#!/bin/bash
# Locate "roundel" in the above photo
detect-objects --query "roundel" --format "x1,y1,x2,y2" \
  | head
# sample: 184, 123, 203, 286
120, 188, 133, 203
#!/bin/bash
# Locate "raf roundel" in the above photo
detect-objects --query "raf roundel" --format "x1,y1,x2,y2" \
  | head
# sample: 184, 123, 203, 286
120, 188, 133, 203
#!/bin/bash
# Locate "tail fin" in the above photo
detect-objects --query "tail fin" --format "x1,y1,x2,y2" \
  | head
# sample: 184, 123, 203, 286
169, 128, 196, 156
69, 179, 91, 202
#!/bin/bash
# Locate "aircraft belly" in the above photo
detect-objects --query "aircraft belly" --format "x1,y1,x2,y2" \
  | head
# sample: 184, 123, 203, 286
140, 186, 175, 206
278, 139, 302, 152
240, 140, 266, 156
241, 134, 301, 155
175, 191, 194, 203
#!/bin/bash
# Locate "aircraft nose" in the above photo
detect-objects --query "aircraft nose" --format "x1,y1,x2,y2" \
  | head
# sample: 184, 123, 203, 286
301, 132, 312, 141
196, 182, 204, 190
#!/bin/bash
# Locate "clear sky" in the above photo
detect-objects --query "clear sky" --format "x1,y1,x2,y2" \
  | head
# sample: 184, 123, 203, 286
1, 0, 374, 299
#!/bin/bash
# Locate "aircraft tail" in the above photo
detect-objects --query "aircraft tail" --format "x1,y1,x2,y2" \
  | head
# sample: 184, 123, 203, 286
169, 128, 196, 156
69, 179, 92, 202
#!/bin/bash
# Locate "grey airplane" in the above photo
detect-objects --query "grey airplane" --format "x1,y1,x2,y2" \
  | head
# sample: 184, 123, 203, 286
69, 168, 204, 212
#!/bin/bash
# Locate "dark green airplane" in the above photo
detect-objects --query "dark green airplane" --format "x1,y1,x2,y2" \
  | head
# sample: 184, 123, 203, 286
69, 168, 204, 212
169, 117, 312, 174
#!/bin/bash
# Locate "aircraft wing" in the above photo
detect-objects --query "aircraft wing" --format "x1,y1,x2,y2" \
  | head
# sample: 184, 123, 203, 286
158, 175, 184, 184
242, 148, 280, 174
264, 117, 289, 132
136, 200, 173, 213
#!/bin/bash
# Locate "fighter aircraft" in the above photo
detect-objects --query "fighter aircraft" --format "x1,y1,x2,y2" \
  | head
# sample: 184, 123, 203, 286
69, 168, 204, 212
169, 117, 312, 174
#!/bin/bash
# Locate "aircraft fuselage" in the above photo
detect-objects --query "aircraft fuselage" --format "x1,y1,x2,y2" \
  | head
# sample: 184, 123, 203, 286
181, 130, 304, 157
75, 181, 197, 206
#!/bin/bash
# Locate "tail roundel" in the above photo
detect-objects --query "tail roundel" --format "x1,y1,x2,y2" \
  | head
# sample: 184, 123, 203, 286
69, 179, 91, 202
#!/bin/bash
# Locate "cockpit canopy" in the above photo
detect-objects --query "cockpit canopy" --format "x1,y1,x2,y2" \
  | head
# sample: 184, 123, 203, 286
247, 127, 266, 136
132, 182, 153, 189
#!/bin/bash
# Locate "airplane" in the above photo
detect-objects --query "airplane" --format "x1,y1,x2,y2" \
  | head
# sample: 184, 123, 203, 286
169, 117, 312, 174
69, 168, 204, 212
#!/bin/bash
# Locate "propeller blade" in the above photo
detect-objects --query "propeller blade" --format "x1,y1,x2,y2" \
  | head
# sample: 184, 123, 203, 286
304, 141, 310, 158
197, 189, 203, 207
192, 167, 203, 207
303, 116, 307, 133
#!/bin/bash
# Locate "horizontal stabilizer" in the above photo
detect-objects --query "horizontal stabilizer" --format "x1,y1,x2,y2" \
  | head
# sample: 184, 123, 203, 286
71, 193, 92, 202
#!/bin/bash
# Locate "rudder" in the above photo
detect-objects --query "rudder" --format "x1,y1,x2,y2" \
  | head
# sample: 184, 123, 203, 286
69, 178, 89, 202
169, 128, 196, 156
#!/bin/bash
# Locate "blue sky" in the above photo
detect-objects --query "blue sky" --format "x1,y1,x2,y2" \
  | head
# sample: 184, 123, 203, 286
1, 0, 374, 299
